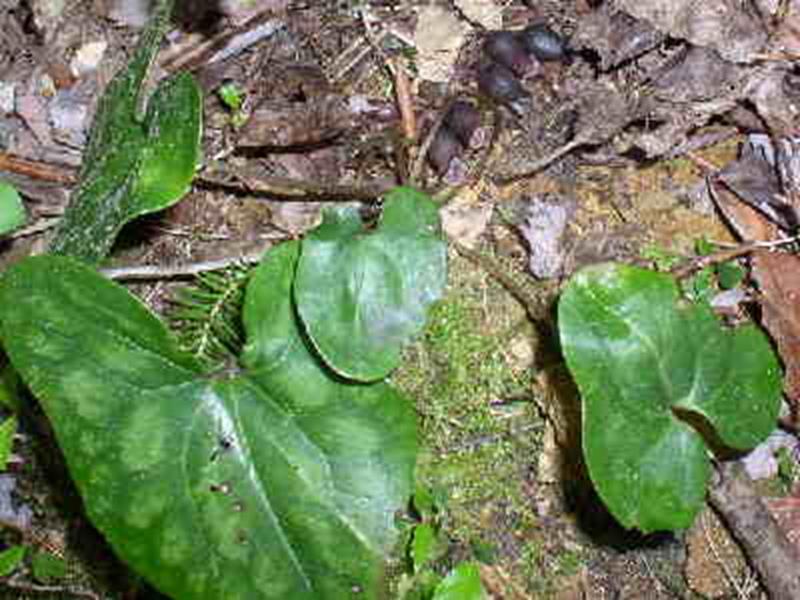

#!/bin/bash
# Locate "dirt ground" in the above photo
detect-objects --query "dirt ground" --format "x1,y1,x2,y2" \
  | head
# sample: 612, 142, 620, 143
1, 0, 799, 598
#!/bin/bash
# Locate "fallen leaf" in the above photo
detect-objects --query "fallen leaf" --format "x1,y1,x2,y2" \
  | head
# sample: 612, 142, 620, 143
752, 250, 800, 406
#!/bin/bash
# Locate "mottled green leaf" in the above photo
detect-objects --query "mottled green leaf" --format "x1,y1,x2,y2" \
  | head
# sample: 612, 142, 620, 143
295, 187, 447, 381
49, 0, 201, 264
559, 263, 782, 532
0, 253, 416, 599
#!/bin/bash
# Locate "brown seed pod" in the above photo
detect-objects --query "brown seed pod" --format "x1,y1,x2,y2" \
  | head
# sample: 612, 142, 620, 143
443, 100, 481, 148
484, 31, 533, 78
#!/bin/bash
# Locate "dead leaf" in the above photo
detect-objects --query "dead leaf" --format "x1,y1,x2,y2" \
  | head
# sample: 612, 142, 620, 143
615, 0, 768, 64
752, 249, 800, 406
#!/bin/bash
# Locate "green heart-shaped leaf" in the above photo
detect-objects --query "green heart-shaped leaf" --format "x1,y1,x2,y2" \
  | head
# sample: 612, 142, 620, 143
559, 263, 781, 532
0, 252, 416, 599
295, 187, 447, 381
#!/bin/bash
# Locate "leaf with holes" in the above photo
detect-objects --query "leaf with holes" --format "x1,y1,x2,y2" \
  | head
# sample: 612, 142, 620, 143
0, 250, 416, 599
295, 187, 447, 382
559, 263, 781, 532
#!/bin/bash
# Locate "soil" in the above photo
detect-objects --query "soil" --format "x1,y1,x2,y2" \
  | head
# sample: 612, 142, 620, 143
0, 0, 798, 598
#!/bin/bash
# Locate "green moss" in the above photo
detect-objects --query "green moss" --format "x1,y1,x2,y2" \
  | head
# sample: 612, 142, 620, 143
393, 254, 559, 594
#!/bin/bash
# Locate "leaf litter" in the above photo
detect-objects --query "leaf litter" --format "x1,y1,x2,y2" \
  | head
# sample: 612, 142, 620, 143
3, 0, 800, 597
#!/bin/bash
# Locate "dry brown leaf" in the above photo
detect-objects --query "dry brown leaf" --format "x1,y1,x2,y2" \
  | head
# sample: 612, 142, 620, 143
615, 0, 767, 63
752, 250, 800, 406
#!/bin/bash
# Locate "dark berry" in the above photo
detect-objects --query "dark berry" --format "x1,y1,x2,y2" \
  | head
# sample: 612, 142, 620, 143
478, 61, 528, 107
484, 31, 533, 77
443, 101, 481, 148
428, 126, 461, 175
519, 24, 567, 62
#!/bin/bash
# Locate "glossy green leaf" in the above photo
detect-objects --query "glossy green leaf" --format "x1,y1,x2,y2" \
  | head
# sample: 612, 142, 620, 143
295, 187, 447, 381
559, 263, 782, 532
0, 253, 416, 599
0, 181, 25, 235
432, 563, 485, 600
411, 523, 437, 572
0, 416, 17, 471
49, 0, 202, 264
0, 546, 25, 577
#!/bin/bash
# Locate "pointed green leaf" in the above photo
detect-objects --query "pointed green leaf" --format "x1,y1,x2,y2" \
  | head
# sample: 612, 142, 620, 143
411, 523, 437, 572
559, 263, 781, 532
0, 253, 416, 599
0, 181, 25, 235
49, 0, 202, 264
295, 187, 447, 381
0, 416, 17, 471
0, 546, 25, 577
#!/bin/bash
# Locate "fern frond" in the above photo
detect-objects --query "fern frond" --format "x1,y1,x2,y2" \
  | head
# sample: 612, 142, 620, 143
168, 264, 251, 369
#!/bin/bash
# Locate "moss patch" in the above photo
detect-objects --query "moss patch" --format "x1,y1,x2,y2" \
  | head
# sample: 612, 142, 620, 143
392, 251, 589, 596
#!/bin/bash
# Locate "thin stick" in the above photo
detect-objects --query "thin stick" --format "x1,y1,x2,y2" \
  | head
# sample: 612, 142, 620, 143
195, 172, 391, 202
453, 241, 546, 320
671, 236, 800, 280
101, 251, 267, 281
495, 134, 589, 186
708, 460, 800, 600
6, 573, 98, 600
0, 153, 77, 185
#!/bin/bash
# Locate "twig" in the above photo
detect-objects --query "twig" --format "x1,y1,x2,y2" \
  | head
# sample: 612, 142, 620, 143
195, 171, 391, 202
160, 11, 284, 73
670, 236, 800, 279
707, 460, 800, 600
452, 241, 546, 320
391, 57, 417, 144
0, 153, 77, 185
100, 251, 267, 281
9, 217, 61, 239
5, 573, 98, 600
495, 134, 589, 186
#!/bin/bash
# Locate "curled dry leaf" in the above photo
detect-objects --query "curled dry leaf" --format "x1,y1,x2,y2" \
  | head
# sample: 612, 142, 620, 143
615, 0, 767, 64
716, 137, 798, 231
572, 7, 664, 71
